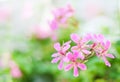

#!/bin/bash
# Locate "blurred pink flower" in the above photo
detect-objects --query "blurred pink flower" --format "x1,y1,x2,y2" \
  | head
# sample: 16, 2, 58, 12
65, 51, 87, 77
49, 4, 74, 30
70, 33, 91, 59
33, 25, 52, 39
0, 6, 11, 23
9, 61, 22, 78
96, 40, 114, 67
86, 34, 115, 67
51, 41, 71, 70
49, 19, 58, 30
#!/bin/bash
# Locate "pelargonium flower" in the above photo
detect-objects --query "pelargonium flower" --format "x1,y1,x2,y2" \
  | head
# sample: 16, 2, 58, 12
52, 4, 74, 24
49, 4, 74, 30
95, 40, 115, 67
65, 51, 87, 77
51, 41, 71, 70
70, 33, 91, 59
51, 33, 114, 77
86, 34, 115, 67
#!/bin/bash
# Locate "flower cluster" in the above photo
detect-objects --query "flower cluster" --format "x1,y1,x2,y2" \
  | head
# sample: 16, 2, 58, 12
51, 33, 114, 77
49, 4, 74, 30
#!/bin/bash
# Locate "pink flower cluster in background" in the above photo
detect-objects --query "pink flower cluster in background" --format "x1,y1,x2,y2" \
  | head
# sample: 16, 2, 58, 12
9, 61, 22, 78
49, 4, 74, 30
51, 33, 114, 77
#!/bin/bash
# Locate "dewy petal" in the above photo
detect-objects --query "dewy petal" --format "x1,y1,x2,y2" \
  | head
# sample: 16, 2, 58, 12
54, 43, 61, 51
51, 53, 59, 57
70, 33, 80, 43
64, 64, 73, 71
73, 65, 79, 77
78, 63, 87, 70
82, 49, 91, 55
106, 54, 115, 59
58, 60, 64, 70
102, 56, 111, 67
51, 57, 60, 63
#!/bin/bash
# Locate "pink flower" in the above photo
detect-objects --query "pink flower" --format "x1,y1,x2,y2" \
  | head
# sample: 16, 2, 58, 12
49, 19, 58, 30
53, 4, 74, 24
65, 51, 87, 77
9, 61, 22, 78
85, 34, 105, 49
85, 34, 105, 43
85, 34, 114, 67
33, 25, 52, 39
49, 4, 74, 30
96, 40, 115, 67
70, 33, 91, 59
51, 41, 71, 70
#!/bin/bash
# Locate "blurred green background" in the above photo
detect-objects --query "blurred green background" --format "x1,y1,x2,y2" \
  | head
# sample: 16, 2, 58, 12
0, 0, 120, 82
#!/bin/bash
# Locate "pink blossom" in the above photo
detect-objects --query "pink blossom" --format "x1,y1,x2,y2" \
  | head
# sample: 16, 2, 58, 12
33, 25, 52, 39
51, 33, 114, 77
70, 33, 91, 59
49, 19, 58, 30
51, 41, 71, 70
85, 34, 114, 67
65, 51, 87, 77
49, 4, 74, 30
96, 40, 114, 67
53, 4, 74, 24
9, 61, 22, 78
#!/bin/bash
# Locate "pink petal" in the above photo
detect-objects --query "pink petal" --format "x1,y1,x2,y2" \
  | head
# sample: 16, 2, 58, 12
64, 40, 71, 45
49, 19, 58, 30
63, 57, 69, 62
73, 51, 79, 59
78, 52, 84, 60
78, 63, 87, 70
62, 45, 70, 52
82, 49, 91, 55
71, 46, 78, 52
64, 64, 73, 71
85, 33, 93, 40
54, 43, 61, 51
106, 54, 115, 59
58, 60, 64, 70
105, 40, 111, 49
70, 33, 80, 43
66, 52, 73, 60
51, 57, 60, 63
98, 34, 104, 40
102, 56, 111, 67
73, 65, 79, 77
51, 53, 59, 57
60, 16, 67, 23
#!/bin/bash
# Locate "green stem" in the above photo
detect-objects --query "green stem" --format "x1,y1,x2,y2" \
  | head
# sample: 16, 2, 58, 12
80, 50, 95, 63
